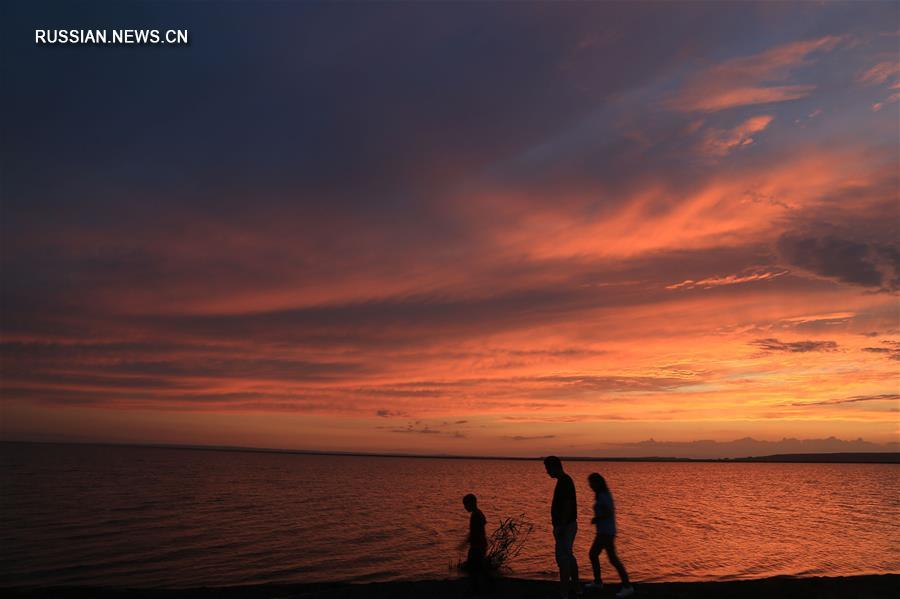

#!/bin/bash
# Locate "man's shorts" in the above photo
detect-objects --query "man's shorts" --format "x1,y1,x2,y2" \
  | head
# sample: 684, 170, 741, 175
554, 521, 578, 566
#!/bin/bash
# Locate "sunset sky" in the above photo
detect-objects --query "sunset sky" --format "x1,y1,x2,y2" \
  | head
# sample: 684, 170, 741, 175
2, 2, 898, 458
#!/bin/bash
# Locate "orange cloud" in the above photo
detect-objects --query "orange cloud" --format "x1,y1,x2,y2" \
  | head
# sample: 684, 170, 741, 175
667, 268, 788, 290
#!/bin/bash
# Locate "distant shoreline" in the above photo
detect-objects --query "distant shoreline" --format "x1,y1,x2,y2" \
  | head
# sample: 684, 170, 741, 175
3, 574, 899, 598
2, 439, 898, 464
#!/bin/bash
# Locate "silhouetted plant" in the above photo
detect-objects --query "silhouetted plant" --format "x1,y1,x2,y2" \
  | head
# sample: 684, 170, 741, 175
486, 513, 534, 570
453, 513, 534, 574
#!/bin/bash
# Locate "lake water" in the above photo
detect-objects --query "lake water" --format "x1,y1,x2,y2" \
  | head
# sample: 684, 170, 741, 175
1, 443, 898, 588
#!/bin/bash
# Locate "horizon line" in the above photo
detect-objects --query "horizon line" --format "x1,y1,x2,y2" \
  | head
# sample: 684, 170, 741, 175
2, 439, 898, 464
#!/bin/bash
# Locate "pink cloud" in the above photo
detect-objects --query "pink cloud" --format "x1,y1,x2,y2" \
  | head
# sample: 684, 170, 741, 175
858, 61, 900, 86
700, 114, 775, 157
668, 36, 843, 112
871, 83, 900, 111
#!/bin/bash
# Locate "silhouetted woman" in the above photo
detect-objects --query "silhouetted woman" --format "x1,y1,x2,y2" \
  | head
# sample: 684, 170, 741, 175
586, 473, 634, 597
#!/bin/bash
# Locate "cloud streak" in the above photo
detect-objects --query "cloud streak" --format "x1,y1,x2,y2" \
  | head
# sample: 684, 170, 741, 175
667, 36, 842, 112
752, 338, 839, 353
699, 115, 775, 157
667, 268, 788, 290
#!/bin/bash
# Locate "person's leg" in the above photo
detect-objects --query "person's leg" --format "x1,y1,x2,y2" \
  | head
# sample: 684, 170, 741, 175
568, 523, 579, 588
559, 565, 570, 595
558, 522, 578, 595
467, 548, 483, 595
588, 534, 604, 584
604, 536, 630, 585
555, 528, 569, 597
483, 558, 495, 595
476, 548, 493, 595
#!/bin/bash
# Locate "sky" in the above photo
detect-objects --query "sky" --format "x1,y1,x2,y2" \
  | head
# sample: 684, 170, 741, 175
1, 1, 898, 458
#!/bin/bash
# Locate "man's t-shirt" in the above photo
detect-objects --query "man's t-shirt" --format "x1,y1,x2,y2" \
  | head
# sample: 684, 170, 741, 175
470, 508, 487, 551
551, 473, 577, 527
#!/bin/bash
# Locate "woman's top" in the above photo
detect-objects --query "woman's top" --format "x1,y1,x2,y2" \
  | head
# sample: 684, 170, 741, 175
593, 490, 617, 536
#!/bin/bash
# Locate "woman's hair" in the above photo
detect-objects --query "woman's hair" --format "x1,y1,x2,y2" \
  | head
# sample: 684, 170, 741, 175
588, 472, 609, 494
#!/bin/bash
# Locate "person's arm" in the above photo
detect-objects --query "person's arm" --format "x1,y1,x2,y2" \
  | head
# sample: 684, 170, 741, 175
458, 526, 471, 551
458, 516, 472, 550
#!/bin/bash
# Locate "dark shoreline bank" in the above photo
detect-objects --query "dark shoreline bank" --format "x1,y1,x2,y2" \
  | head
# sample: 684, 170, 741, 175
5, 575, 899, 599
3, 440, 898, 464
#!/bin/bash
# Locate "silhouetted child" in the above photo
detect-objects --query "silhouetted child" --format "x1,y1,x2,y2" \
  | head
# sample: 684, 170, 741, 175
460, 493, 492, 596
585, 473, 633, 597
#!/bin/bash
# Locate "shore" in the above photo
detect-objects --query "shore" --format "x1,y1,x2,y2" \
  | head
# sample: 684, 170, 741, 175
5, 575, 898, 598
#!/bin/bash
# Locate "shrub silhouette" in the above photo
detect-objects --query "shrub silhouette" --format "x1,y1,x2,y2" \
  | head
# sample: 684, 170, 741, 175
454, 513, 534, 574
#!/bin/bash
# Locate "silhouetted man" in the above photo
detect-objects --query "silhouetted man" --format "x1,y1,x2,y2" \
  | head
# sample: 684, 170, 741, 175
545, 456, 579, 598
460, 493, 491, 596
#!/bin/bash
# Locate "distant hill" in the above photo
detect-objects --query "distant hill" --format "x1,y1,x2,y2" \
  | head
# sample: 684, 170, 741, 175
559, 452, 899, 464
730, 452, 900, 464
588, 436, 900, 459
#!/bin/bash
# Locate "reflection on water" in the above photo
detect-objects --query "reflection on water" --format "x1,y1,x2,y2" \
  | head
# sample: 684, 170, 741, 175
1, 443, 898, 587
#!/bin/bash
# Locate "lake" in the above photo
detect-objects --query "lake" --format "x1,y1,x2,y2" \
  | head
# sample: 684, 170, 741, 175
1, 443, 898, 588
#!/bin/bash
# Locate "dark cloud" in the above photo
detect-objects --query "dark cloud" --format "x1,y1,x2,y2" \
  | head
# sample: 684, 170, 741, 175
752, 338, 839, 353
375, 409, 410, 418
392, 426, 441, 435
355, 373, 695, 400
862, 347, 900, 360
376, 422, 465, 437
0, 385, 358, 413
777, 233, 899, 291
506, 435, 557, 441
786, 393, 900, 407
